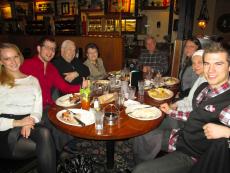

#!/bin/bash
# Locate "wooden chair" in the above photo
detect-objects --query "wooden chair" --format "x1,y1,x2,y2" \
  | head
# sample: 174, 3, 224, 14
170, 40, 183, 78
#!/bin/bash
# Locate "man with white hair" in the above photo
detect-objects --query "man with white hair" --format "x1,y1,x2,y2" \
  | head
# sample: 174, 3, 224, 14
52, 40, 90, 85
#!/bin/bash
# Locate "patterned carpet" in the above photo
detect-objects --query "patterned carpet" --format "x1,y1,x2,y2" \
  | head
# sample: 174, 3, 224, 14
63, 138, 135, 173
0, 139, 135, 173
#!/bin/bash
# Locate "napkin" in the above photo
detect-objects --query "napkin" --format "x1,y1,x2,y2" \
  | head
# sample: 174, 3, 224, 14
98, 93, 117, 104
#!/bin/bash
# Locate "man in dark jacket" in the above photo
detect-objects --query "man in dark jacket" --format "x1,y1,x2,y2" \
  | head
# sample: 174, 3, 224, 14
52, 40, 90, 85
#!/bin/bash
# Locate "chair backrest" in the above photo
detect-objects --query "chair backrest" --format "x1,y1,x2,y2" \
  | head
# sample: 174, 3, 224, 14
170, 40, 183, 78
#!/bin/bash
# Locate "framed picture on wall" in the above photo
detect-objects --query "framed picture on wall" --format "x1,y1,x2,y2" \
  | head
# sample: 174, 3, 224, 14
61, 2, 69, 15
107, 0, 135, 13
79, 0, 104, 12
1, 5, 13, 19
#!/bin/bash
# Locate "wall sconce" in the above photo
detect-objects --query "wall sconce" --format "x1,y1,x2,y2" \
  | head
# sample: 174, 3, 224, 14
197, 0, 209, 30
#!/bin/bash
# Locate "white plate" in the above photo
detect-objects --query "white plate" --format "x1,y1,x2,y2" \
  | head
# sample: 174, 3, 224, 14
162, 77, 180, 86
127, 107, 162, 121
56, 109, 95, 126
124, 100, 140, 107
55, 93, 80, 107
125, 104, 151, 114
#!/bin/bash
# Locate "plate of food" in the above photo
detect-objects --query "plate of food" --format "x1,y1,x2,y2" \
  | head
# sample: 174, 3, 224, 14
148, 88, 174, 101
162, 77, 180, 86
56, 109, 95, 126
55, 93, 80, 107
127, 107, 162, 120
125, 104, 151, 114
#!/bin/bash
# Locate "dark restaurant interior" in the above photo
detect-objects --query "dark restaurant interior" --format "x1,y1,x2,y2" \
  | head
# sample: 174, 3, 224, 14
0, 0, 230, 173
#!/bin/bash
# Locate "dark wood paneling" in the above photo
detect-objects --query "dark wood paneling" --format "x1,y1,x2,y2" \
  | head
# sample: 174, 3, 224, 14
6, 35, 124, 72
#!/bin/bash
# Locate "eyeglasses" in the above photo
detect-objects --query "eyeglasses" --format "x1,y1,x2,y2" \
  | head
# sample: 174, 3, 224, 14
42, 45, 56, 52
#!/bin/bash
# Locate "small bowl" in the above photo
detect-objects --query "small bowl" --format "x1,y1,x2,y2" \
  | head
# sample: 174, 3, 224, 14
104, 112, 118, 126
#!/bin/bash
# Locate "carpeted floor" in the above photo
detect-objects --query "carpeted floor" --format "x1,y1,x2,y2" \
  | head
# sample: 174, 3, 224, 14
64, 138, 135, 173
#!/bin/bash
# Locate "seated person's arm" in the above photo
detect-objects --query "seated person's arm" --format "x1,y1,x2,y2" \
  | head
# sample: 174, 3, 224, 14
30, 78, 42, 123
76, 60, 90, 77
63, 72, 79, 83
99, 58, 107, 79
64, 60, 90, 83
160, 103, 190, 121
52, 65, 80, 93
203, 123, 230, 139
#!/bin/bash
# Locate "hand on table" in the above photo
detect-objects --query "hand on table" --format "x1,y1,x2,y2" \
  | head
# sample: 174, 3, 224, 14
169, 103, 178, 110
63, 72, 79, 83
160, 103, 171, 114
203, 123, 230, 139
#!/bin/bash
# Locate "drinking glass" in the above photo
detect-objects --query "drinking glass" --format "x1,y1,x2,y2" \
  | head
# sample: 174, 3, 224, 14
80, 93, 90, 110
137, 80, 144, 102
128, 86, 136, 100
138, 80, 145, 96
94, 110, 104, 133
108, 76, 116, 89
115, 92, 125, 111
120, 81, 129, 96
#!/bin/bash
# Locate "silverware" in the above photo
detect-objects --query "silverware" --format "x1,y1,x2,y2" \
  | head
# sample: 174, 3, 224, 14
73, 117, 86, 127
67, 110, 86, 127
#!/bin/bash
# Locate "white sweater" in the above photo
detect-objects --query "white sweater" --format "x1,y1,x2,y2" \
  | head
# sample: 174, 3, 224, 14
176, 76, 207, 112
0, 76, 42, 131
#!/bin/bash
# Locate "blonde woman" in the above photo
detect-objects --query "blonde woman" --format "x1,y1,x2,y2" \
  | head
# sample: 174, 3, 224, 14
0, 43, 56, 173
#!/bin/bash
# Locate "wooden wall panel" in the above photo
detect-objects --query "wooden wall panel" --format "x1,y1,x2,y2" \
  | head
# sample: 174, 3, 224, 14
0, 35, 10, 43
7, 35, 124, 72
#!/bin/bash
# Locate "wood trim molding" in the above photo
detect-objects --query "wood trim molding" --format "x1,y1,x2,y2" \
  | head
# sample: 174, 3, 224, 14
171, 39, 183, 77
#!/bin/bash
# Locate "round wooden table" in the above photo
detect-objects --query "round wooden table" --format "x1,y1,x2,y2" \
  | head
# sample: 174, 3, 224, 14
48, 93, 169, 169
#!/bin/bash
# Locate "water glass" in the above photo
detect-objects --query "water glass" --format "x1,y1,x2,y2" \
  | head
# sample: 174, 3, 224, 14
128, 86, 136, 100
138, 80, 144, 96
103, 85, 109, 94
109, 76, 116, 89
94, 110, 104, 134
120, 81, 129, 95
115, 92, 125, 111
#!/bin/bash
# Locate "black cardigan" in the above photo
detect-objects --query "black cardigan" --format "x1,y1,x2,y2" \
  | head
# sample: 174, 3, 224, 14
177, 83, 230, 158
52, 56, 90, 85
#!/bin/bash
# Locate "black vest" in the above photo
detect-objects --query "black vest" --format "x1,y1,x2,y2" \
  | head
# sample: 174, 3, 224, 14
176, 82, 230, 158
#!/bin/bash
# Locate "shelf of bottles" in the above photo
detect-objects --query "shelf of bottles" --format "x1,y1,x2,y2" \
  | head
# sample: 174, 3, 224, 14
87, 16, 136, 36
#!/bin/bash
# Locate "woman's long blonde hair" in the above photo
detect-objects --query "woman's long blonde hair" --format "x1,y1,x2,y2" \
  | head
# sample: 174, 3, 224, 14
0, 43, 24, 87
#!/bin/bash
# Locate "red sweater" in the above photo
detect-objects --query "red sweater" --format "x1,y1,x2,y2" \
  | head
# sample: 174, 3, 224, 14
20, 55, 80, 107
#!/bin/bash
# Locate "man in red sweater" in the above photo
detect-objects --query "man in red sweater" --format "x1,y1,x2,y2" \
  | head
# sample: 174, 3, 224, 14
20, 36, 85, 151
20, 36, 82, 108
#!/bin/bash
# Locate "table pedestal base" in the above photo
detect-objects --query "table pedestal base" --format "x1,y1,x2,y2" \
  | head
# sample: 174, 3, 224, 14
106, 140, 115, 169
